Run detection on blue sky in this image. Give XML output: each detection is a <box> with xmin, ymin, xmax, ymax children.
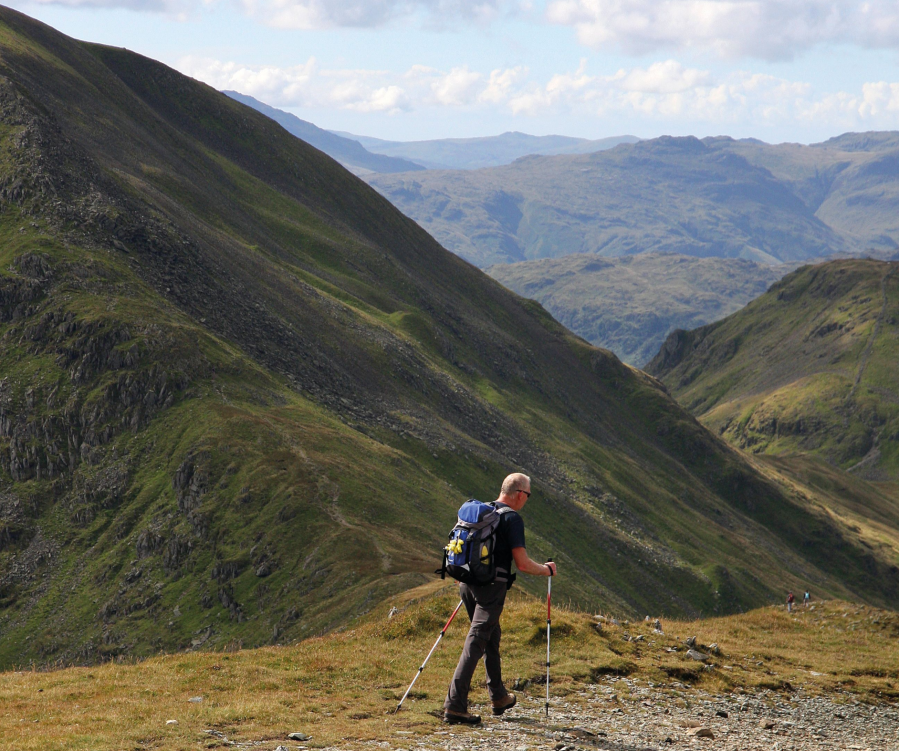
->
<box><xmin>9</xmin><ymin>0</ymin><xmax>899</xmax><ymax>143</ymax></box>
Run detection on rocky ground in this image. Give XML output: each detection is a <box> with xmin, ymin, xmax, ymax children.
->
<box><xmin>363</xmin><ymin>677</ymin><xmax>897</xmax><ymax>751</ymax></box>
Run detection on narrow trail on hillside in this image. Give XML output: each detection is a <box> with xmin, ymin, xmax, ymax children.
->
<box><xmin>323</xmin><ymin>484</ymin><xmax>393</xmax><ymax>574</ymax></box>
<box><xmin>258</xmin><ymin>414</ymin><xmax>394</xmax><ymax>573</ymax></box>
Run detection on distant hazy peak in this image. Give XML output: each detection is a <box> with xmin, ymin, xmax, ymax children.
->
<box><xmin>813</xmin><ymin>131</ymin><xmax>899</xmax><ymax>152</ymax></box>
<box><xmin>331</xmin><ymin>130</ymin><xmax>639</xmax><ymax>170</ymax></box>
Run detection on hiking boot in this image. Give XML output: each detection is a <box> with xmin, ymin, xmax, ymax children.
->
<box><xmin>492</xmin><ymin>693</ymin><xmax>517</xmax><ymax>715</ymax></box>
<box><xmin>443</xmin><ymin>709</ymin><xmax>481</xmax><ymax>725</ymax></box>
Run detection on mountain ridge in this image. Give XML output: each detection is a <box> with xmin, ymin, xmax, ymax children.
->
<box><xmin>366</xmin><ymin>133</ymin><xmax>899</xmax><ymax>268</ymax></box>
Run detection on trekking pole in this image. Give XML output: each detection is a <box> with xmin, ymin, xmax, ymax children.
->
<box><xmin>546</xmin><ymin>558</ymin><xmax>553</xmax><ymax>718</ymax></box>
<box><xmin>394</xmin><ymin>599</ymin><xmax>464</xmax><ymax>714</ymax></box>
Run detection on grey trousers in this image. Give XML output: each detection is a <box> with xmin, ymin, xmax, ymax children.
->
<box><xmin>444</xmin><ymin>581</ymin><xmax>509</xmax><ymax>712</ymax></box>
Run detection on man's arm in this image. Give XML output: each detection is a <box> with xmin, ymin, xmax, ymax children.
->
<box><xmin>512</xmin><ymin>547</ymin><xmax>556</xmax><ymax>576</ymax></box>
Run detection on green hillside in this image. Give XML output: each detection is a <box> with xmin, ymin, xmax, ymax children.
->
<box><xmin>487</xmin><ymin>252</ymin><xmax>788</xmax><ymax>365</ymax></box>
<box><xmin>647</xmin><ymin>259</ymin><xmax>899</xmax><ymax>480</ymax></box>
<box><xmin>0</xmin><ymin>8</ymin><xmax>898</xmax><ymax>669</ymax></box>
<box><xmin>366</xmin><ymin>134</ymin><xmax>899</xmax><ymax>268</ymax></box>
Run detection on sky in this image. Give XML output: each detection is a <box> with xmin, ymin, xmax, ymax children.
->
<box><xmin>8</xmin><ymin>0</ymin><xmax>899</xmax><ymax>144</ymax></box>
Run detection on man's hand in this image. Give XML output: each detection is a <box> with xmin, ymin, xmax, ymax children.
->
<box><xmin>512</xmin><ymin>547</ymin><xmax>558</xmax><ymax>577</ymax></box>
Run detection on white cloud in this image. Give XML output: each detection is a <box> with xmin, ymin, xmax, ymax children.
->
<box><xmin>508</xmin><ymin>86</ymin><xmax>555</xmax><ymax>115</ymax></box>
<box><xmin>354</xmin><ymin>85</ymin><xmax>411</xmax><ymax>112</ymax></box>
<box><xmin>21</xmin><ymin>0</ymin><xmax>521</xmax><ymax>26</ymax></box>
<box><xmin>430</xmin><ymin>66</ymin><xmax>482</xmax><ymax>105</ymax></box>
<box><xmin>546</xmin><ymin>0</ymin><xmax>899</xmax><ymax>60</ymax></box>
<box><xmin>178</xmin><ymin>53</ymin><xmax>899</xmax><ymax>135</ymax></box>
<box><xmin>614</xmin><ymin>60</ymin><xmax>711</xmax><ymax>93</ymax></box>
<box><xmin>23</xmin><ymin>0</ymin><xmax>174</xmax><ymax>9</ymax></box>
<box><xmin>547</xmin><ymin>59</ymin><xmax>593</xmax><ymax>94</ymax></box>
<box><xmin>239</xmin><ymin>0</ymin><xmax>517</xmax><ymax>29</ymax></box>
<box><xmin>479</xmin><ymin>66</ymin><xmax>528</xmax><ymax>103</ymax></box>
<box><xmin>179</xmin><ymin>55</ymin><xmax>319</xmax><ymax>105</ymax></box>
<box><xmin>859</xmin><ymin>81</ymin><xmax>899</xmax><ymax>116</ymax></box>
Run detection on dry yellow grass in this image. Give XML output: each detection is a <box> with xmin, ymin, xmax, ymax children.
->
<box><xmin>2</xmin><ymin>584</ymin><xmax>897</xmax><ymax>750</ymax></box>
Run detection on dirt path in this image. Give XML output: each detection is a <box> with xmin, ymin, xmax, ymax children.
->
<box><xmin>358</xmin><ymin>679</ymin><xmax>897</xmax><ymax>751</ymax></box>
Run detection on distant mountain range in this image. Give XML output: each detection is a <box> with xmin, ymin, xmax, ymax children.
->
<box><xmin>330</xmin><ymin>130</ymin><xmax>639</xmax><ymax>170</ymax></box>
<box><xmin>225</xmin><ymin>92</ymin><xmax>637</xmax><ymax>174</ymax></box>
<box><xmin>223</xmin><ymin>91</ymin><xmax>426</xmax><ymax>174</ymax></box>
<box><xmin>647</xmin><ymin>259</ymin><xmax>899</xmax><ymax>480</ymax></box>
<box><xmin>4</xmin><ymin>7</ymin><xmax>899</xmax><ymax>667</ymax></box>
<box><xmin>488</xmin><ymin>253</ymin><xmax>790</xmax><ymax>365</ymax></box>
<box><xmin>367</xmin><ymin>134</ymin><xmax>899</xmax><ymax>268</ymax></box>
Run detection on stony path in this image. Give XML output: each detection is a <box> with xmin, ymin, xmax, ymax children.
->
<box><xmin>355</xmin><ymin>676</ymin><xmax>899</xmax><ymax>751</ymax></box>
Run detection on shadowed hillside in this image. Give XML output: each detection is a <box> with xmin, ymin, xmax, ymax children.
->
<box><xmin>647</xmin><ymin>259</ymin><xmax>899</xmax><ymax>480</ymax></box>
<box><xmin>0</xmin><ymin>8</ymin><xmax>897</xmax><ymax>669</ymax></box>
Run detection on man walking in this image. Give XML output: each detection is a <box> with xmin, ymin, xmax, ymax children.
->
<box><xmin>443</xmin><ymin>472</ymin><xmax>557</xmax><ymax>725</ymax></box>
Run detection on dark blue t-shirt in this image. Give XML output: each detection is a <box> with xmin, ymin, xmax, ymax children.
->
<box><xmin>493</xmin><ymin>502</ymin><xmax>526</xmax><ymax>575</ymax></box>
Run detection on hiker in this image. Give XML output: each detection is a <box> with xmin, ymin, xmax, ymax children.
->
<box><xmin>787</xmin><ymin>591</ymin><xmax>794</xmax><ymax>612</ymax></box>
<box><xmin>443</xmin><ymin>472</ymin><xmax>557</xmax><ymax>725</ymax></box>
<box><xmin>804</xmin><ymin>589</ymin><xmax>810</xmax><ymax>607</ymax></box>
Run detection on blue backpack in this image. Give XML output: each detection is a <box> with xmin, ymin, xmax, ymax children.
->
<box><xmin>438</xmin><ymin>500</ymin><xmax>514</xmax><ymax>586</ymax></box>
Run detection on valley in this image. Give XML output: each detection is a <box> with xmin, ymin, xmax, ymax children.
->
<box><xmin>488</xmin><ymin>252</ymin><xmax>789</xmax><ymax>365</ymax></box>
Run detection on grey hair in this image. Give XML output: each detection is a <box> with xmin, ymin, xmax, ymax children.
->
<box><xmin>501</xmin><ymin>472</ymin><xmax>531</xmax><ymax>495</ymax></box>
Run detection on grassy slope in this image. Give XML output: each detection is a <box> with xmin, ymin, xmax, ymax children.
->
<box><xmin>647</xmin><ymin>259</ymin><xmax>899</xmax><ymax>480</ymax></box>
<box><xmin>0</xmin><ymin>7</ymin><xmax>897</xmax><ymax>670</ymax></box>
<box><xmin>366</xmin><ymin>136</ymin><xmax>865</xmax><ymax>268</ymax></box>
<box><xmin>487</xmin><ymin>252</ymin><xmax>788</xmax><ymax>366</ymax></box>
<box><xmin>1</xmin><ymin>587</ymin><xmax>898</xmax><ymax>751</ymax></box>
